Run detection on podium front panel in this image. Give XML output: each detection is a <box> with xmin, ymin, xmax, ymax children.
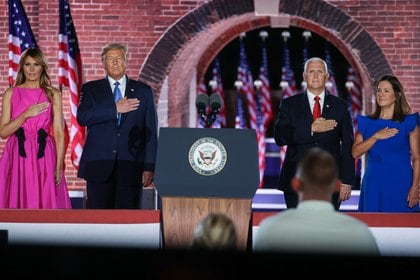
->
<box><xmin>155</xmin><ymin>128</ymin><xmax>259</xmax><ymax>199</ymax></box>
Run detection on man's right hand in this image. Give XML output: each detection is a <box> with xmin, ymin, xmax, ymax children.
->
<box><xmin>312</xmin><ymin>118</ymin><xmax>337</xmax><ymax>133</ymax></box>
<box><xmin>116</xmin><ymin>97</ymin><xmax>140</xmax><ymax>113</ymax></box>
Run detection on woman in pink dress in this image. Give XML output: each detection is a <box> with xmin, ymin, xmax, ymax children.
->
<box><xmin>0</xmin><ymin>48</ymin><xmax>71</xmax><ymax>209</ymax></box>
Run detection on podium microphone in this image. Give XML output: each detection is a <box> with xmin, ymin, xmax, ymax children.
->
<box><xmin>209</xmin><ymin>93</ymin><xmax>222</xmax><ymax>115</ymax></box>
<box><xmin>207</xmin><ymin>93</ymin><xmax>222</xmax><ymax>127</ymax></box>
<box><xmin>195</xmin><ymin>93</ymin><xmax>209</xmax><ymax>116</ymax></box>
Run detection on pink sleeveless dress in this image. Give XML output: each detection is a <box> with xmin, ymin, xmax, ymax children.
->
<box><xmin>0</xmin><ymin>87</ymin><xmax>72</xmax><ymax>209</ymax></box>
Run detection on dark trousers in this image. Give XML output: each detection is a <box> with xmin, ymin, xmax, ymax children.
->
<box><xmin>86</xmin><ymin>161</ymin><xmax>142</xmax><ymax>209</ymax></box>
<box><xmin>284</xmin><ymin>191</ymin><xmax>341</xmax><ymax>211</ymax></box>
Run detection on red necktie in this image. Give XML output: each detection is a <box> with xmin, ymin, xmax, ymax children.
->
<box><xmin>313</xmin><ymin>96</ymin><xmax>321</xmax><ymax>120</ymax></box>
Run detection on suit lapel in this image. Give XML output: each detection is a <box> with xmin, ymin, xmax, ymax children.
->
<box><xmin>323</xmin><ymin>93</ymin><xmax>333</xmax><ymax>118</ymax></box>
<box><xmin>119</xmin><ymin>77</ymin><xmax>135</xmax><ymax>127</ymax></box>
<box><xmin>102</xmin><ymin>78</ymin><xmax>114</xmax><ymax>100</ymax></box>
<box><xmin>125</xmin><ymin>77</ymin><xmax>136</xmax><ymax>98</ymax></box>
<box><xmin>302</xmin><ymin>92</ymin><xmax>313</xmax><ymax>121</ymax></box>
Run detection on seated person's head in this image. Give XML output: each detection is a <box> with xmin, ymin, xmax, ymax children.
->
<box><xmin>191</xmin><ymin>212</ymin><xmax>237</xmax><ymax>250</ymax></box>
<box><xmin>292</xmin><ymin>147</ymin><xmax>341</xmax><ymax>201</ymax></box>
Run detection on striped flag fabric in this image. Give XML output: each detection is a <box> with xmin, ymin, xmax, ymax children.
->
<box><xmin>211</xmin><ymin>56</ymin><xmax>226</xmax><ymax>128</ymax></box>
<box><xmin>234</xmin><ymin>81</ymin><xmax>247</xmax><ymax>129</ymax></box>
<box><xmin>346</xmin><ymin>67</ymin><xmax>363</xmax><ymax>187</ymax></box>
<box><xmin>256</xmin><ymin>130</ymin><xmax>266</xmax><ymax>188</ymax></box>
<box><xmin>237</xmin><ymin>33</ymin><xmax>265</xmax><ymax>188</ymax></box>
<box><xmin>208</xmin><ymin>82</ymin><xmax>221</xmax><ymax>128</ymax></box>
<box><xmin>301</xmin><ymin>30</ymin><xmax>311</xmax><ymax>90</ymax></box>
<box><xmin>254</xmin><ymin>82</ymin><xmax>267</xmax><ymax>188</ymax></box>
<box><xmin>196</xmin><ymin>77</ymin><xmax>208</xmax><ymax>128</ymax></box>
<box><xmin>302</xmin><ymin>30</ymin><xmax>311</xmax><ymax>64</ymax></box>
<box><xmin>237</xmin><ymin>34</ymin><xmax>257</xmax><ymax>130</ymax></box>
<box><xmin>325</xmin><ymin>43</ymin><xmax>339</xmax><ymax>96</ymax></box>
<box><xmin>279</xmin><ymin>32</ymin><xmax>297</xmax><ymax>170</ymax></box>
<box><xmin>280</xmin><ymin>33</ymin><xmax>297</xmax><ymax>99</ymax></box>
<box><xmin>58</xmin><ymin>0</ymin><xmax>85</xmax><ymax>169</ymax></box>
<box><xmin>8</xmin><ymin>0</ymin><xmax>37</xmax><ymax>86</ymax></box>
<box><xmin>258</xmin><ymin>32</ymin><xmax>273</xmax><ymax>128</ymax></box>
<box><xmin>346</xmin><ymin>67</ymin><xmax>362</xmax><ymax>133</ymax></box>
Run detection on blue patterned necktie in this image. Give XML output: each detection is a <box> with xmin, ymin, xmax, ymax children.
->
<box><xmin>114</xmin><ymin>81</ymin><xmax>122</xmax><ymax>125</ymax></box>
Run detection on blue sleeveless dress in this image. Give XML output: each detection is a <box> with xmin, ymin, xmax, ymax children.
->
<box><xmin>357</xmin><ymin>113</ymin><xmax>419</xmax><ymax>212</ymax></box>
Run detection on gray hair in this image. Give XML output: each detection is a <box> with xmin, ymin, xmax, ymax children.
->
<box><xmin>303</xmin><ymin>57</ymin><xmax>328</xmax><ymax>74</ymax></box>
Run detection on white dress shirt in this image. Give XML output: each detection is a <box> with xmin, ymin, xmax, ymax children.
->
<box><xmin>307</xmin><ymin>90</ymin><xmax>325</xmax><ymax>115</ymax></box>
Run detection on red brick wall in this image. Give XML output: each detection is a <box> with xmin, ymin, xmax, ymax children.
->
<box><xmin>0</xmin><ymin>0</ymin><xmax>419</xmax><ymax>190</ymax></box>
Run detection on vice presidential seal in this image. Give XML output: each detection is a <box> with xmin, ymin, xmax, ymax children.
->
<box><xmin>188</xmin><ymin>137</ymin><xmax>227</xmax><ymax>176</ymax></box>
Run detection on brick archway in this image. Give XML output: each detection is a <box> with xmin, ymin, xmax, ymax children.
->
<box><xmin>139</xmin><ymin>0</ymin><xmax>391</xmax><ymax>126</ymax></box>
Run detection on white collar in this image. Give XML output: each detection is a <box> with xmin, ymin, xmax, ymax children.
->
<box><xmin>108</xmin><ymin>75</ymin><xmax>127</xmax><ymax>86</ymax></box>
<box><xmin>307</xmin><ymin>90</ymin><xmax>325</xmax><ymax>101</ymax></box>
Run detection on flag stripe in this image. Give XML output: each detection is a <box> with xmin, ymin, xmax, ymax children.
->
<box><xmin>58</xmin><ymin>0</ymin><xmax>85</xmax><ymax>169</ymax></box>
<box><xmin>325</xmin><ymin>44</ymin><xmax>339</xmax><ymax>97</ymax></box>
<box><xmin>279</xmin><ymin>37</ymin><xmax>297</xmax><ymax>172</ymax></box>
<box><xmin>238</xmin><ymin>37</ymin><xmax>257</xmax><ymax>129</ymax></box>
<box><xmin>237</xmin><ymin>34</ymin><xmax>267</xmax><ymax>188</ymax></box>
<box><xmin>347</xmin><ymin>67</ymin><xmax>362</xmax><ymax>132</ymax></box>
<box><xmin>196</xmin><ymin>77</ymin><xmax>207</xmax><ymax>128</ymax></box>
<box><xmin>8</xmin><ymin>0</ymin><xmax>37</xmax><ymax>86</ymax></box>
<box><xmin>259</xmin><ymin>38</ymin><xmax>273</xmax><ymax>128</ymax></box>
<box><xmin>211</xmin><ymin>56</ymin><xmax>226</xmax><ymax>128</ymax></box>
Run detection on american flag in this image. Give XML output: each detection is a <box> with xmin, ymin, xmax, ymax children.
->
<box><xmin>301</xmin><ymin>30</ymin><xmax>311</xmax><ymax>90</ymax></box>
<box><xmin>196</xmin><ymin>77</ymin><xmax>207</xmax><ymax>128</ymax></box>
<box><xmin>58</xmin><ymin>0</ymin><xmax>85</xmax><ymax>169</ymax></box>
<box><xmin>237</xmin><ymin>34</ymin><xmax>257</xmax><ymax>130</ymax></box>
<box><xmin>279</xmin><ymin>33</ymin><xmax>297</xmax><ymax>169</ymax></box>
<box><xmin>280</xmin><ymin>33</ymin><xmax>297</xmax><ymax>99</ymax></box>
<box><xmin>302</xmin><ymin>31</ymin><xmax>311</xmax><ymax>64</ymax></box>
<box><xmin>256</xmin><ymin>130</ymin><xmax>266</xmax><ymax>188</ymax></box>
<box><xmin>237</xmin><ymin>33</ymin><xmax>266</xmax><ymax>188</ymax></box>
<box><xmin>254</xmin><ymin>82</ymin><xmax>267</xmax><ymax>188</ymax></box>
<box><xmin>234</xmin><ymin>81</ymin><xmax>247</xmax><ymax>129</ymax></box>
<box><xmin>258</xmin><ymin>32</ymin><xmax>273</xmax><ymax>128</ymax></box>
<box><xmin>346</xmin><ymin>66</ymin><xmax>362</xmax><ymax>187</ymax></box>
<box><xmin>211</xmin><ymin>56</ymin><xmax>226</xmax><ymax>128</ymax></box>
<box><xmin>325</xmin><ymin>43</ymin><xmax>339</xmax><ymax>96</ymax></box>
<box><xmin>346</xmin><ymin>67</ymin><xmax>362</xmax><ymax>134</ymax></box>
<box><xmin>8</xmin><ymin>0</ymin><xmax>37</xmax><ymax>86</ymax></box>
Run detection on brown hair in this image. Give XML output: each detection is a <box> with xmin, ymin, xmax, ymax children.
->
<box><xmin>295</xmin><ymin>147</ymin><xmax>338</xmax><ymax>194</ymax></box>
<box><xmin>370</xmin><ymin>75</ymin><xmax>412</xmax><ymax>122</ymax></box>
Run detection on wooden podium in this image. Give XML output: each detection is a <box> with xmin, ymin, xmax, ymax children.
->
<box><xmin>161</xmin><ymin>197</ymin><xmax>252</xmax><ymax>249</ymax></box>
<box><xmin>154</xmin><ymin>128</ymin><xmax>259</xmax><ymax>250</ymax></box>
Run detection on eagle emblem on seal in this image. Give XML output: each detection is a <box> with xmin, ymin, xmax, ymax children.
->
<box><xmin>199</xmin><ymin>150</ymin><xmax>217</xmax><ymax>165</ymax></box>
<box><xmin>188</xmin><ymin>137</ymin><xmax>227</xmax><ymax>176</ymax></box>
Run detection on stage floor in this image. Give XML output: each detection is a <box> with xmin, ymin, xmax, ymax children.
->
<box><xmin>69</xmin><ymin>188</ymin><xmax>360</xmax><ymax>211</ymax></box>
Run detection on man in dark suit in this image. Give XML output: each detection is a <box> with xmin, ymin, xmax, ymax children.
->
<box><xmin>274</xmin><ymin>57</ymin><xmax>355</xmax><ymax>210</ymax></box>
<box><xmin>77</xmin><ymin>43</ymin><xmax>158</xmax><ymax>209</ymax></box>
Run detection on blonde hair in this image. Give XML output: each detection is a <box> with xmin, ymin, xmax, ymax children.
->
<box><xmin>15</xmin><ymin>48</ymin><xmax>54</xmax><ymax>101</ymax></box>
<box><xmin>101</xmin><ymin>43</ymin><xmax>128</xmax><ymax>63</ymax></box>
<box><xmin>191</xmin><ymin>212</ymin><xmax>237</xmax><ymax>250</ymax></box>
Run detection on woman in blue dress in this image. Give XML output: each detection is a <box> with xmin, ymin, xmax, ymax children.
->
<box><xmin>352</xmin><ymin>75</ymin><xmax>419</xmax><ymax>212</ymax></box>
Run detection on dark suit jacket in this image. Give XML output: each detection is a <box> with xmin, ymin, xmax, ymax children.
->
<box><xmin>77</xmin><ymin>77</ymin><xmax>158</xmax><ymax>184</ymax></box>
<box><xmin>274</xmin><ymin>91</ymin><xmax>355</xmax><ymax>193</ymax></box>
